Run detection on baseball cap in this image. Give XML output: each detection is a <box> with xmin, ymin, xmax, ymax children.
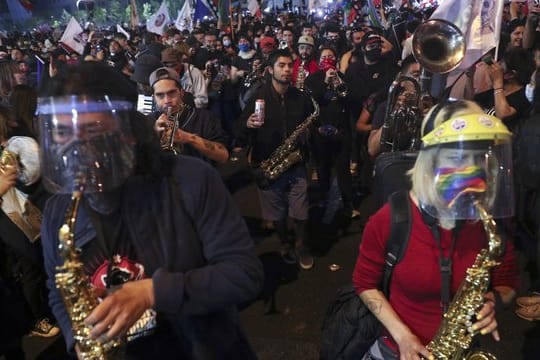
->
<box><xmin>149</xmin><ymin>67</ymin><xmax>181</xmax><ymax>87</ymax></box>
<box><xmin>297</xmin><ymin>35</ymin><xmax>314</xmax><ymax>47</ymax></box>
<box><xmin>161</xmin><ymin>47</ymin><xmax>181</xmax><ymax>64</ymax></box>
<box><xmin>361</xmin><ymin>32</ymin><xmax>382</xmax><ymax>48</ymax></box>
<box><xmin>260</xmin><ymin>36</ymin><xmax>276</xmax><ymax>49</ymax></box>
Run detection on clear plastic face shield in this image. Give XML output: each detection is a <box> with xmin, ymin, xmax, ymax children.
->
<box><xmin>419</xmin><ymin>114</ymin><xmax>514</xmax><ymax>220</ymax></box>
<box><xmin>37</xmin><ymin>96</ymin><xmax>135</xmax><ymax>194</ymax></box>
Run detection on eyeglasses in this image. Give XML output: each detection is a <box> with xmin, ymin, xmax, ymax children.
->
<box><xmin>154</xmin><ymin>88</ymin><xmax>179</xmax><ymax>100</ymax></box>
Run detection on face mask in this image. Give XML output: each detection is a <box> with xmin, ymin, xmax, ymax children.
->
<box><xmin>526</xmin><ymin>83</ymin><xmax>535</xmax><ymax>102</ymax></box>
<box><xmin>435</xmin><ymin>165</ymin><xmax>487</xmax><ymax>208</ymax></box>
<box><xmin>319</xmin><ymin>58</ymin><xmax>336</xmax><ymax>71</ymax></box>
<box><xmin>365</xmin><ymin>48</ymin><xmax>382</xmax><ymax>62</ymax></box>
<box><xmin>223</xmin><ymin>39</ymin><xmax>231</xmax><ymax>47</ymax></box>
<box><xmin>47</xmin><ymin>133</ymin><xmax>134</xmax><ymax>195</ymax></box>
<box><xmin>238</xmin><ymin>43</ymin><xmax>250</xmax><ymax>52</ymax></box>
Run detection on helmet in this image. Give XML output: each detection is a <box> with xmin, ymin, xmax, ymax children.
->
<box><xmin>417</xmin><ymin>113</ymin><xmax>514</xmax><ymax>220</ymax></box>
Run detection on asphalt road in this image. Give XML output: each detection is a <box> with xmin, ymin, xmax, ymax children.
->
<box><xmin>17</xmin><ymin>154</ymin><xmax>540</xmax><ymax>360</ymax></box>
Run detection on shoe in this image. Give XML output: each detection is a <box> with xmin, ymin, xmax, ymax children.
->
<box><xmin>516</xmin><ymin>293</ymin><xmax>540</xmax><ymax>307</ymax></box>
<box><xmin>516</xmin><ymin>304</ymin><xmax>540</xmax><ymax>321</ymax></box>
<box><xmin>297</xmin><ymin>247</ymin><xmax>314</xmax><ymax>270</ymax></box>
<box><xmin>31</xmin><ymin>318</ymin><xmax>60</xmax><ymax>338</ymax></box>
<box><xmin>280</xmin><ymin>243</ymin><xmax>297</xmax><ymax>264</ymax></box>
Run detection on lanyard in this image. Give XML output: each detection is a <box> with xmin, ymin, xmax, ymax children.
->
<box><xmin>421</xmin><ymin>209</ymin><xmax>461</xmax><ymax>313</ymax></box>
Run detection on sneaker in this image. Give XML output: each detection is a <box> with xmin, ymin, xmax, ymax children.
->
<box><xmin>280</xmin><ymin>243</ymin><xmax>298</xmax><ymax>264</ymax></box>
<box><xmin>297</xmin><ymin>247</ymin><xmax>314</xmax><ymax>270</ymax></box>
<box><xmin>31</xmin><ymin>318</ymin><xmax>60</xmax><ymax>338</ymax></box>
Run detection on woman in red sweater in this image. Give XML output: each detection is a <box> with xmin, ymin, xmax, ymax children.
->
<box><xmin>353</xmin><ymin>100</ymin><xmax>520</xmax><ymax>360</ymax></box>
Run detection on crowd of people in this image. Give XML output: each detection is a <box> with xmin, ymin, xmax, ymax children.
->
<box><xmin>1</xmin><ymin>0</ymin><xmax>540</xmax><ymax>358</ymax></box>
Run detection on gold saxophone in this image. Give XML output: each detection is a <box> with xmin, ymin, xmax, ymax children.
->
<box><xmin>55</xmin><ymin>185</ymin><xmax>122</xmax><ymax>359</ymax></box>
<box><xmin>259</xmin><ymin>96</ymin><xmax>319</xmax><ymax>180</ymax></box>
<box><xmin>0</xmin><ymin>148</ymin><xmax>18</xmax><ymax>173</ymax></box>
<box><xmin>426</xmin><ymin>201</ymin><xmax>501</xmax><ymax>360</ymax></box>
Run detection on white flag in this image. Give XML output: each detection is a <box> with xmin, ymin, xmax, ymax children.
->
<box><xmin>116</xmin><ymin>24</ymin><xmax>130</xmax><ymax>40</ymax></box>
<box><xmin>60</xmin><ymin>17</ymin><xmax>85</xmax><ymax>55</ymax></box>
<box><xmin>175</xmin><ymin>0</ymin><xmax>193</xmax><ymax>32</ymax></box>
<box><xmin>430</xmin><ymin>0</ymin><xmax>503</xmax><ymax>70</ymax></box>
<box><xmin>146</xmin><ymin>1</ymin><xmax>170</xmax><ymax>36</ymax></box>
<box><xmin>247</xmin><ymin>0</ymin><xmax>260</xmax><ymax>16</ymax></box>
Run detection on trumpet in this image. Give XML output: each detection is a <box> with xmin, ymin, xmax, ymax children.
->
<box><xmin>330</xmin><ymin>71</ymin><xmax>348</xmax><ymax>98</ymax></box>
<box><xmin>160</xmin><ymin>105</ymin><xmax>185</xmax><ymax>155</ymax></box>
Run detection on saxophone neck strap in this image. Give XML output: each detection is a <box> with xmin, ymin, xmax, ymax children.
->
<box><xmin>421</xmin><ymin>208</ymin><xmax>463</xmax><ymax>313</ymax></box>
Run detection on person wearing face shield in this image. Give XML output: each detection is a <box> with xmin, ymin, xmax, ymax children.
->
<box><xmin>353</xmin><ymin>100</ymin><xmax>519</xmax><ymax>360</ymax></box>
<box><xmin>38</xmin><ymin>62</ymin><xmax>263</xmax><ymax>359</ymax></box>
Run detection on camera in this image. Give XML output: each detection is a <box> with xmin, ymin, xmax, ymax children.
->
<box><xmin>279</xmin><ymin>40</ymin><xmax>288</xmax><ymax>49</ymax></box>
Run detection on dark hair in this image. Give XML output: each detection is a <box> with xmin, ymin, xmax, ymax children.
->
<box><xmin>39</xmin><ymin>62</ymin><xmax>162</xmax><ymax>178</ymax></box>
<box><xmin>508</xmin><ymin>18</ymin><xmax>526</xmax><ymax>35</ymax></box>
<box><xmin>268</xmin><ymin>49</ymin><xmax>292</xmax><ymax>67</ymax></box>
<box><xmin>318</xmin><ymin>46</ymin><xmax>337</xmax><ymax>59</ymax></box>
<box><xmin>401</xmin><ymin>55</ymin><xmax>418</xmax><ymax>71</ymax></box>
<box><xmin>406</xmin><ymin>20</ymin><xmax>420</xmax><ymax>34</ymax></box>
<box><xmin>504</xmin><ymin>47</ymin><xmax>535</xmax><ymax>85</ymax></box>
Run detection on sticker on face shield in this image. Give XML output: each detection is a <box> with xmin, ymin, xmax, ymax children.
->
<box><xmin>477</xmin><ymin>115</ymin><xmax>495</xmax><ymax>128</ymax></box>
<box><xmin>451</xmin><ymin>118</ymin><xmax>467</xmax><ymax>131</ymax></box>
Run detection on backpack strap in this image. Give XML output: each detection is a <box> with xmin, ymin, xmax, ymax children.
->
<box><xmin>381</xmin><ymin>190</ymin><xmax>412</xmax><ymax>297</ymax></box>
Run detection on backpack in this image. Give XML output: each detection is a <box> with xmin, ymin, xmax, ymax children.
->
<box><xmin>319</xmin><ymin>191</ymin><xmax>412</xmax><ymax>360</ymax></box>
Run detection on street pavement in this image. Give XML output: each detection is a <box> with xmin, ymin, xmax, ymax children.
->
<box><xmin>18</xmin><ymin>155</ymin><xmax>540</xmax><ymax>360</ymax></box>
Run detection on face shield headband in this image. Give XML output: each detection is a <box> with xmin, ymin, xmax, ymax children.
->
<box><xmin>37</xmin><ymin>96</ymin><xmax>135</xmax><ymax>195</ymax></box>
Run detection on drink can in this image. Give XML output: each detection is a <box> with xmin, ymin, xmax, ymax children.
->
<box><xmin>255</xmin><ymin>99</ymin><xmax>265</xmax><ymax>125</ymax></box>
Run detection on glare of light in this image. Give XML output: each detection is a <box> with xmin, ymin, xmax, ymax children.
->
<box><xmin>317</xmin><ymin>9</ymin><xmax>323</xmax><ymax>16</ymax></box>
<box><xmin>327</xmin><ymin>0</ymin><xmax>333</xmax><ymax>3</ymax></box>
<box><xmin>264</xmin><ymin>6</ymin><xmax>271</xmax><ymax>13</ymax></box>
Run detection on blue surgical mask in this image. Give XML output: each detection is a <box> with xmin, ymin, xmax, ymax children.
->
<box><xmin>526</xmin><ymin>83</ymin><xmax>535</xmax><ymax>103</ymax></box>
<box><xmin>238</xmin><ymin>43</ymin><xmax>250</xmax><ymax>52</ymax></box>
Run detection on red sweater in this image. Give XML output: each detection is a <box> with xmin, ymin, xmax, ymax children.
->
<box><xmin>292</xmin><ymin>58</ymin><xmax>319</xmax><ymax>86</ymax></box>
<box><xmin>352</xmin><ymin>197</ymin><xmax>520</xmax><ymax>351</ymax></box>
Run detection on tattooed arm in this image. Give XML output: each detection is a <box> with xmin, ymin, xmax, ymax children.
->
<box><xmin>175</xmin><ymin>129</ymin><xmax>230</xmax><ymax>163</ymax></box>
<box><xmin>359</xmin><ymin>289</ymin><xmax>432</xmax><ymax>359</ymax></box>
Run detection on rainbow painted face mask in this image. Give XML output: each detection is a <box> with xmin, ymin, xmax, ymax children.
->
<box><xmin>435</xmin><ymin>165</ymin><xmax>487</xmax><ymax>208</ymax></box>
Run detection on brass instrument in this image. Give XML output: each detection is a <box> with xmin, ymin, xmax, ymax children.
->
<box><xmin>259</xmin><ymin>96</ymin><xmax>319</xmax><ymax>180</ymax></box>
<box><xmin>330</xmin><ymin>71</ymin><xmax>348</xmax><ymax>98</ymax></box>
<box><xmin>55</xmin><ymin>182</ymin><xmax>122</xmax><ymax>359</ymax></box>
<box><xmin>243</xmin><ymin>61</ymin><xmax>263</xmax><ymax>89</ymax></box>
<box><xmin>426</xmin><ymin>201</ymin><xmax>500</xmax><ymax>360</ymax></box>
<box><xmin>0</xmin><ymin>148</ymin><xmax>18</xmax><ymax>174</ymax></box>
<box><xmin>296</xmin><ymin>60</ymin><xmax>307</xmax><ymax>91</ymax></box>
<box><xmin>380</xmin><ymin>74</ymin><xmax>422</xmax><ymax>152</ymax></box>
<box><xmin>412</xmin><ymin>19</ymin><xmax>466</xmax><ymax>97</ymax></box>
<box><xmin>160</xmin><ymin>105</ymin><xmax>186</xmax><ymax>155</ymax></box>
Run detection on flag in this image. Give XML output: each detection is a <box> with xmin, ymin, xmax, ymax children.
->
<box><xmin>308</xmin><ymin>0</ymin><xmax>323</xmax><ymax>12</ymax></box>
<box><xmin>193</xmin><ymin>0</ymin><xmax>213</xmax><ymax>23</ymax></box>
<box><xmin>116</xmin><ymin>24</ymin><xmax>130</xmax><ymax>40</ymax></box>
<box><xmin>60</xmin><ymin>17</ymin><xmax>85</xmax><ymax>55</ymax></box>
<box><xmin>366</xmin><ymin>0</ymin><xmax>383</xmax><ymax>29</ymax></box>
<box><xmin>19</xmin><ymin>0</ymin><xmax>33</xmax><ymax>11</ymax></box>
<box><xmin>175</xmin><ymin>0</ymin><xmax>193</xmax><ymax>31</ymax></box>
<box><xmin>146</xmin><ymin>1</ymin><xmax>170</xmax><ymax>36</ymax></box>
<box><xmin>130</xmin><ymin>0</ymin><xmax>140</xmax><ymax>28</ymax></box>
<box><xmin>218</xmin><ymin>0</ymin><xmax>230</xmax><ymax>25</ymax></box>
<box><xmin>429</xmin><ymin>0</ymin><xmax>504</xmax><ymax>70</ymax></box>
<box><xmin>6</xmin><ymin>0</ymin><xmax>32</xmax><ymax>23</ymax></box>
<box><xmin>247</xmin><ymin>0</ymin><xmax>261</xmax><ymax>18</ymax></box>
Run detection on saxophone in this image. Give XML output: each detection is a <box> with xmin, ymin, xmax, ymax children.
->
<box><xmin>296</xmin><ymin>60</ymin><xmax>307</xmax><ymax>91</ymax></box>
<box><xmin>55</xmin><ymin>184</ymin><xmax>122</xmax><ymax>359</ymax></box>
<box><xmin>426</xmin><ymin>201</ymin><xmax>501</xmax><ymax>360</ymax></box>
<box><xmin>161</xmin><ymin>104</ymin><xmax>190</xmax><ymax>155</ymax></box>
<box><xmin>259</xmin><ymin>96</ymin><xmax>319</xmax><ymax>180</ymax></box>
<box><xmin>0</xmin><ymin>148</ymin><xmax>18</xmax><ymax>173</ymax></box>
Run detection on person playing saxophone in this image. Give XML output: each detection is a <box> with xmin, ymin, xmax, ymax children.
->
<box><xmin>38</xmin><ymin>62</ymin><xmax>263</xmax><ymax>359</ymax></box>
<box><xmin>236</xmin><ymin>49</ymin><xmax>316</xmax><ymax>270</ymax></box>
<box><xmin>149</xmin><ymin>67</ymin><xmax>230</xmax><ymax>164</ymax></box>
<box><xmin>353</xmin><ymin>100</ymin><xmax>520</xmax><ymax>359</ymax></box>
<box><xmin>291</xmin><ymin>35</ymin><xmax>318</xmax><ymax>91</ymax></box>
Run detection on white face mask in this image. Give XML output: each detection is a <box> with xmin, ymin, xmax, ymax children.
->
<box><xmin>526</xmin><ymin>83</ymin><xmax>535</xmax><ymax>103</ymax></box>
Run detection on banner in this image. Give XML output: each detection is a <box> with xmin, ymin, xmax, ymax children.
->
<box><xmin>175</xmin><ymin>0</ymin><xmax>194</xmax><ymax>31</ymax></box>
<box><xmin>247</xmin><ymin>0</ymin><xmax>261</xmax><ymax>18</ymax></box>
<box><xmin>130</xmin><ymin>0</ymin><xmax>140</xmax><ymax>28</ymax></box>
<box><xmin>60</xmin><ymin>17</ymin><xmax>85</xmax><ymax>55</ymax></box>
<box><xmin>7</xmin><ymin>0</ymin><xmax>32</xmax><ymax>23</ymax></box>
<box><xmin>146</xmin><ymin>1</ymin><xmax>170</xmax><ymax>36</ymax></box>
<box><xmin>116</xmin><ymin>24</ymin><xmax>130</xmax><ymax>40</ymax></box>
<box><xmin>430</xmin><ymin>0</ymin><xmax>503</xmax><ymax>70</ymax></box>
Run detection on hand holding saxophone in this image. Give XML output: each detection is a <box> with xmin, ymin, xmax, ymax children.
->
<box><xmin>324</xmin><ymin>68</ymin><xmax>337</xmax><ymax>84</ymax></box>
<box><xmin>84</xmin><ymin>279</ymin><xmax>155</xmax><ymax>343</ymax></box>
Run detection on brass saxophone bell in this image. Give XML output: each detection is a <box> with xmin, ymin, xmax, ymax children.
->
<box><xmin>0</xmin><ymin>149</ymin><xmax>18</xmax><ymax>174</ymax></box>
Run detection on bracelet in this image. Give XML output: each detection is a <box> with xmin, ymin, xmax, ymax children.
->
<box><xmin>494</xmin><ymin>89</ymin><xmax>504</xmax><ymax>95</ymax></box>
<box><xmin>493</xmin><ymin>87</ymin><xmax>503</xmax><ymax>91</ymax></box>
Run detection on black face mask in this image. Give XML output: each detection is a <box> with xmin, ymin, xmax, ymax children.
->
<box><xmin>365</xmin><ymin>48</ymin><xmax>382</xmax><ymax>62</ymax></box>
